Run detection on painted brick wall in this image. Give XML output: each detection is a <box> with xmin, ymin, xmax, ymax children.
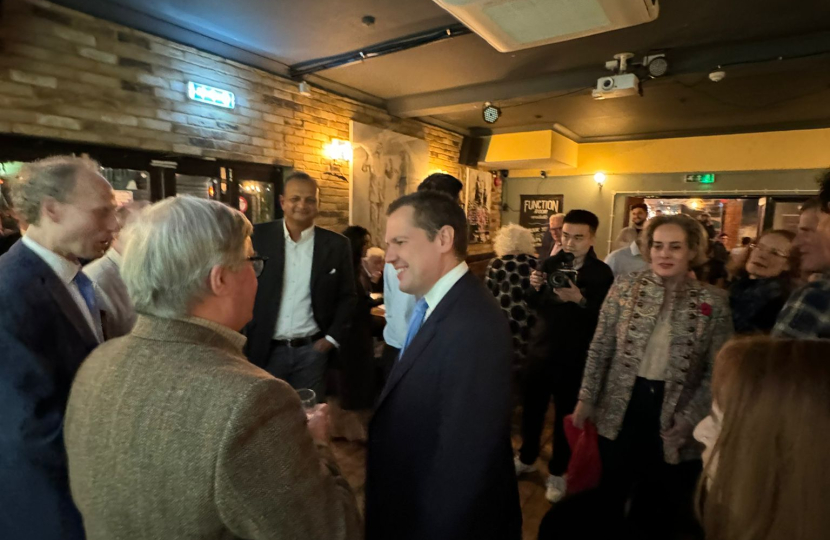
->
<box><xmin>0</xmin><ymin>0</ymin><xmax>500</xmax><ymax>253</ymax></box>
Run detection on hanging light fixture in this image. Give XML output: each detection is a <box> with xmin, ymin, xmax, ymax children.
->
<box><xmin>482</xmin><ymin>102</ymin><xmax>501</xmax><ymax>124</ymax></box>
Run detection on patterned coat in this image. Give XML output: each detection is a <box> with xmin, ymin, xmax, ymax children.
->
<box><xmin>579</xmin><ymin>270</ymin><xmax>733</xmax><ymax>463</ymax></box>
<box><xmin>485</xmin><ymin>254</ymin><xmax>539</xmax><ymax>365</ymax></box>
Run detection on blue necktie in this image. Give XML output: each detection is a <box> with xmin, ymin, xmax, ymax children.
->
<box><xmin>399</xmin><ymin>297</ymin><xmax>428</xmax><ymax>360</ymax></box>
<box><xmin>73</xmin><ymin>271</ymin><xmax>102</xmax><ymax>342</ymax></box>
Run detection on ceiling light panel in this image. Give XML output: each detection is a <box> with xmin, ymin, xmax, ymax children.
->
<box><xmin>433</xmin><ymin>0</ymin><xmax>659</xmax><ymax>52</ymax></box>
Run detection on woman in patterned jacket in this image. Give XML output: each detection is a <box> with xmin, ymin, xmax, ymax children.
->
<box><xmin>572</xmin><ymin>214</ymin><xmax>733</xmax><ymax>540</ymax></box>
<box><xmin>485</xmin><ymin>223</ymin><xmax>539</xmax><ymax>369</ymax></box>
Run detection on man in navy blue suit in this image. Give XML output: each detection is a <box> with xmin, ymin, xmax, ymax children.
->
<box><xmin>365</xmin><ymin>191</ymin><xmax>521</xmax><ymax>540</ymax></box>
<box><xmin>0</xmin><ymin>156</ymin><xmax>118</xmax><ymax>540</ymax></box>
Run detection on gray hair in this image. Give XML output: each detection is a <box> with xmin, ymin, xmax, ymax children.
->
<box><xmin>121</xmin><ymin>196</ymin><xmax>253</xmax><ymax>318</ymax></box>
<box><xmin>365</xmin><ymin>246</ymin><xmax>385</xmax><ymax>260</ymax></box>
<box><xmin>12</xmin><ymin>156</ymin><xmax>101</xmax><ymax>226</ymax></box>
<box><xmin>493</xmin><ymin>223</ymin><xmax>536</xmax><ymax>257</ymax></box>
<box><xmin>614</xmin><ymin>227</ymin><xmax>639</xmax><ymax>246</ymax></box>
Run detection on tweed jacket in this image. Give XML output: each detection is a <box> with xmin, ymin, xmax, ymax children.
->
<box><xmin>579</xmin><ymin>270</ymin><xmax>733</xmax><ymax>463</ymax></box>
<box><xmin>64</xmin><ymin>315</ymin><xmax>361</xmax><ymax>540</ymax></box>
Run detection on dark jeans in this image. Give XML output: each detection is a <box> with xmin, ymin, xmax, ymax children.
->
<box><xmin>264</xmin><ymin>342</ymin><xmax>329</xmax><ymax>399</ymax></box>
<box><xmin>597</xmin><ymin>377</ymin><xmax>703</xmax><ymax>540</ymax></box>
<box><xmin>518</xmin><ymin>356</ymin><xmax>582</xmax><ymax>476</ymax></box>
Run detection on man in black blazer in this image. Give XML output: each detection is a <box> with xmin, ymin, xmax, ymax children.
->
<box><xmin>538</xmin><ymin>212</ymin><xmax>564</xmax><ymax>260</ymax></box>
<box><xmin>366</xmin><ymin>191</ymin><xmax>521</xmax><ymax>540</ymax></box>
<box><xmin>516</xmin><ymin>210</ymin><xmax>615</xmax><ymax>503</ymax></box>
<box><xmin>246</xmin><ymin>172</ymin><xmax>356</xmax><ymax>398</ymax></box>
<box><xmin>0</xmin><ymin>156</ymin><xmax>118</xmax><ymax>540</ymax></box>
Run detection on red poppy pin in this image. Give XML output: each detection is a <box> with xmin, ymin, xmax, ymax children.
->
<box><xmin>700</xmin><ymin>302</ymin><xmax>712</xmax><ymax>317</ymax></box>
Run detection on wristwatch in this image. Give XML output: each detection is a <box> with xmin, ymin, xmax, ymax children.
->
<box><xmin>577</xmin><ymin>296</ymin><xmax>588</xmax><ymax>308</ymax></box>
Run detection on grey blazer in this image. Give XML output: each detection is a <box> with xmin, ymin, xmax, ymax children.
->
<box><xmin>64</xmin><ymin>315</ymin><xmax>362</xmax><ymax>540</ymax></box>
<box><xmin>83</xmin><ymin>249</ymin><xmax>135</xmax><ymax>340</ymax></box>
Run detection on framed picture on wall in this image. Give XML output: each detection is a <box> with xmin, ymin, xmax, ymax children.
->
<box><xmin>350</xmin><ymin>121</ymin><xmax>430</xmax><ymax>246</ymax></box>
<box><xmin>465</xmin><ymin>168</ymin><xmax>492</xmax><ymax>244</ymax></box>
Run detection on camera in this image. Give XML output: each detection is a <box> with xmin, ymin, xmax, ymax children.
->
<box><xmin>546</xmin><ymin>252</ymin><xmax>579</xmax><ymax>289</ymax></box>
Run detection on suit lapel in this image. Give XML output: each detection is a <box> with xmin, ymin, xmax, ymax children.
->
<box><xmin>15</xmin><ymin>243</ymin><xmax>98</xmax><ymax>347</ymax></box>
<box><xmin>375</xmin><ymin>273</ymin><xmax>472</xmax><ymax>409</ymax></box>
<box><xmin>45</xmin><ymin>277</ymin><xmax>99</xmax><ymax>346</ymax></box>
<box><xmin>311</xmin><ymin>226</ymin><xmax>327</xmax><ymax>289</ymax></box>
<box><xmin>376</xmin><ymin>321</ymin><xmax>438</xmax><ymax>407</ymax></box>
<box><xmin>260</xmin><ymin>220</ymin><xmax>285</xmax><ymax>305</ymax></box>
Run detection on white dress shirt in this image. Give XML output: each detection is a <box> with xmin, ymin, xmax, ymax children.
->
<box><xmin>423</xmin><ymin>261</ymin><xmax>469</xmax><ymax>321</ymax></box>
<box><xmin>272</xmin><ymin>222</ymin><xmax>338</xmax><ymax>347</ymax></box>
<box><xmin>84</xmin><ymin>248</ymin><xmax>136</xmax><ymax>339</ymax></box>
<box><xmin>382</xmin><ymin>262</ymin><xmax>416</xmax><ymax>349</ymax></box>
<box><xmin>22</xmin><ymin>235</ymin><xmax>101</xmax><ymax>342</ymax></box>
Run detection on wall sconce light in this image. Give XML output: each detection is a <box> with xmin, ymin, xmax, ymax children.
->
<box><xmin>323</xmin><ymin>139</ymin><xmax>353</xmax><ymax>182</ymax></box>
<box><xmin>594</xmin><ymin>172</ymin><xmax>606</xmax><ymax>188</ymax></box>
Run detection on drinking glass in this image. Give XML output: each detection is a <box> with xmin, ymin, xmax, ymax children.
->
<box><xmin>297</xmin><ymin>388</ymin><xmax>317</xmax><ymax>413</ymax></box>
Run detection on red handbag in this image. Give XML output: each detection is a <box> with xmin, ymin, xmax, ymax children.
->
<box><xmin>563</xmin><ymin>414</ymin><xmax>602</xmax><ymax>494</ymax></box>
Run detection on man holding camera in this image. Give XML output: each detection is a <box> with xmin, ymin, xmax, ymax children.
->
<box><xmin>514</xmin><ymin>210</ymin><xmax>615</xmax><ymax>503</ymax></box>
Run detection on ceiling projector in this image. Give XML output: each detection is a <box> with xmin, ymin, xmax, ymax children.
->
<box><xmin>592</xmin><ymin>73</ymin><xmax>641</xmax><ymax>100</ymax></box>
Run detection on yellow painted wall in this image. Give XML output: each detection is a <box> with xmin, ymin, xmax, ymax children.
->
<box><xmin>500</xmin><ymin>128</ymin><xmax>829</xmax><ymax>258</ymax></box>
<box><xmin>508</xmin><ymin>128</ymin><xmax>830</xmax><ymax>177</ymax></box>
<box><xmin>503</xmin><ymin>169</ymin><xmax>825</xmax><ymax>259</ymax></box>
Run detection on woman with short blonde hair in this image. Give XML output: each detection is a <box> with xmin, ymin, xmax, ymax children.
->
<box><xmin>694</xmin><ymin>336</ymin><xmax>830</xmax><ymax>540</ymax></box>
<box><xmin>485</xmin><ymin>224</ymin><xmax>539</xmax><ymax>366</ymax></box>
<box><xmin>493</xmin><ymin>223</ymin><xmax>536</xmax><ymax>258</ymax></box>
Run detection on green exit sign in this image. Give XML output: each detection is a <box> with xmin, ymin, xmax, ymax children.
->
<box><xmin>685</xmin><ymin>173</ymin><xmax>716</xmax><ymax>184</ymax></box>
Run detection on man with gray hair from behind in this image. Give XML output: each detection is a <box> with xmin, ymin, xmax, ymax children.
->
<box><xmin>64</xmin><ymin>196</ymin><xmax>362</xmax><ymax>540</ymax></box>
<box><xmin>0</xmin><ymin>155</ymin><xmax>117</xmax><ymax>540</ymax></box>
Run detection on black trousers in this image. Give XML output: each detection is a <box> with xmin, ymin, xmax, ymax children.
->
<box><xmin>518</xmin><ymin>355</ymin><xmax>583</xmax><ymax>476</ymax></box>
<box><xmin>597</xmin><ymin>377</ymin><xmax>703</xmax><ymax>540</ymax></box>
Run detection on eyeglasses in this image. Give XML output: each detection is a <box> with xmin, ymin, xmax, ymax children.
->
<box><xmin>750</xmin><ymin>243</ymin><xmax>789</xmax><ymax>258</ymax></box>
<box><xmin>248</xmin><ymin>255</ymin><xmax>268</xmax><ymax>277</ymax></box>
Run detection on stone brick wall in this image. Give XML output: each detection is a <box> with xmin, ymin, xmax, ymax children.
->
<box><xmin>0</xmin><ymin>0</ymin><xmax>500</xmax><ymax>254</ymax></box>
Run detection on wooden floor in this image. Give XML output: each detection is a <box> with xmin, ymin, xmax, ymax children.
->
<box><xmin>330</xmin><ymin>404</ymin><xmax>556</xmax><ymax>540</ymax></box>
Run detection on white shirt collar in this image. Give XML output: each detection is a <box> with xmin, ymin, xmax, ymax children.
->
<box><xmin>106</xmin><ymin>247</ymin><xmax>123</xmax><ymax>267</ymax></box>
<box><xmin>630</xmin><ymin>241</ymin><xmax>641</xmax><ymax>257</ymax></box>
<box><xmin>283</xmin><ymin>220</ymin><xmax>315</xmax><ymax>245</ymax></box>
<box><xmin>21</xmin><ymin>234</ymin><xmax>81</xmax><ymax>285</ymax></box>
<box><xmin>423</xmin><ymin>261</ymin><xmax>469</xmax><ymax>318</ymax></box>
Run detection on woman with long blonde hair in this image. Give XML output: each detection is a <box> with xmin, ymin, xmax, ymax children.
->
<box><xmin>694</xmin><ymin>337</ymin><xmax>830</xmax><ymax>540</ymax></box>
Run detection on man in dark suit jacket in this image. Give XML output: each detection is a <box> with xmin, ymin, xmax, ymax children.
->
<box><xmin>515</xmin><ymin>210</ymin><xmax>615</xmax><ymax>503</ymax></box>
<box><xmin>0</xmin><ymin>156</ymin><xmax>118</xmax><ymax>539</ymax></box>
<box><xmin>246</xmin><ymin>172</ymin><xmax>356</xmax><ymax>398</ymax></box>
<box><xmin>366</xmin><ymin>191</ymin><xmax>521</xmax><ymax>540</ymax></box>
<box><xmin>538</xmin><ymin>212</ymin><xmax>564</xmax><ymax>260</ymax></box>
